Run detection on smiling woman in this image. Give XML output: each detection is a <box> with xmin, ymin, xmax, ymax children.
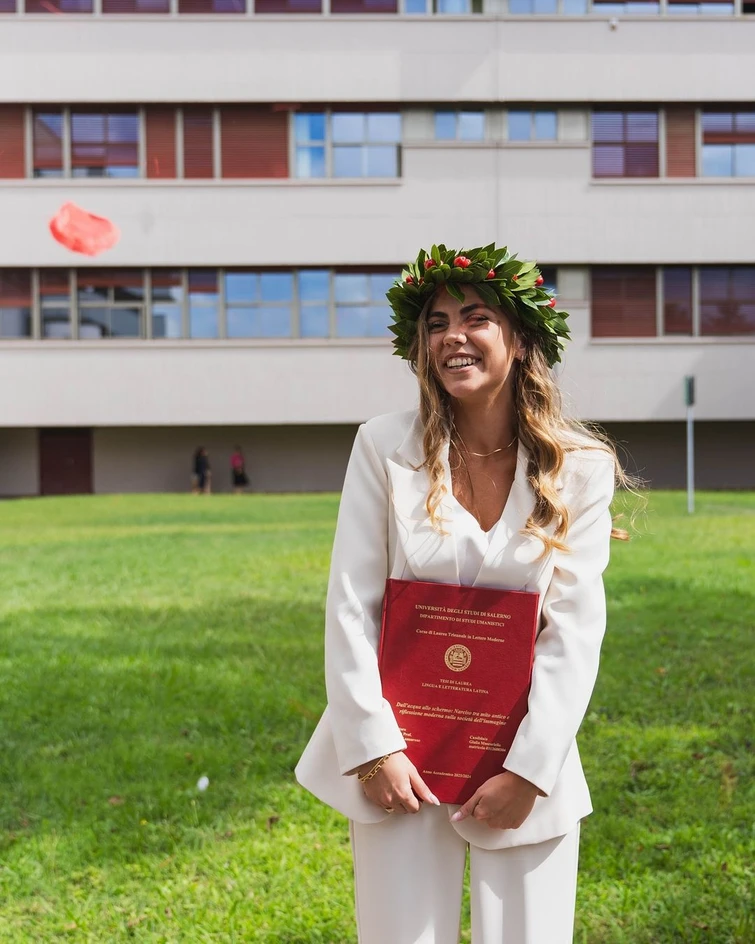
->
<box><xmin>296</xmin><ymin>243</ymin><xmax>638</xmax><ymax>944</ymax></box>
<box><xmin>423</xmin><ymin>288</ymin><xmax>526</xmax><ymax>532</ymax></box>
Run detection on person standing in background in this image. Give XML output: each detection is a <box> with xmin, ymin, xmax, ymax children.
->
<box><xmin>231</xmin><ymin>445</ymin><xmax>249</xmax><ymax>495</ymax></box>
<box><xmin>192</xmin><ymin>447</ymin><xmax>212</xmax><ymax>495</ymax></box>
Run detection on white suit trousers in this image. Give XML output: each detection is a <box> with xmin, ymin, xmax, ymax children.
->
<box><xmin>350</xmin><ymin>805</ymin><xmax>580</xmax><ymax>944</ymax></box>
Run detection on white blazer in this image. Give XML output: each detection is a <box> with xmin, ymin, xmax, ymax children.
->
<box><xmin>296</xmin><ymin>409</ymin><xmax>614</xmax><ymax>850</ymax></box>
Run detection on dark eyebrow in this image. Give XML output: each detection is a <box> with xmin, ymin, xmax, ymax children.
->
<box><xmin>428</xmin><ymin>303</ymin><xmax>488</xmax><ymax>317</ymax></box>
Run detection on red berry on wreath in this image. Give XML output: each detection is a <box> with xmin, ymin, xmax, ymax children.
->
<box><xmin>405</xmin><ymin>275</ymin><xmax>415</xmax><ymax>284</ymax></box>
<box><xmin>512</xmin><ymin>275</ymin><xmax>518</xmax><ymax>281</ymax></box>
<box><xmin>424</xmin><ymin>259</ymin><xmax>435</xmax><ymax>271</ymax></box>
<box><xmin>486</xmin><ymin>269</ymin><xmax>496</xmax><ymax>279</ymax></box>
<box><xmin>548</xmin><ymin>297</ymin><xmax>557</xmax><ymax>307</ymax></box>
<box><xmin>536</xmin><ymin>275</ymin><xmax>544</xmax><ymax>286</ymax></box>
<box><xmin>453</xmin><ymin>256</ymin><xmax>471</xmax><ymax>268</ymax></box>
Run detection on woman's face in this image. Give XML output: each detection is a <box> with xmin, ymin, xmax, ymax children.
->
<box><xmin>426</xmin><ymin>285</ymin><xmax>524</xmax><ymax>402</ymax></box>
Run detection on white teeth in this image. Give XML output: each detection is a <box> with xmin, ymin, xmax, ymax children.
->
<box><xmin>446</xmin><ymin>357</ymin><xmax>477</xmax><ymax>368</ymax></box>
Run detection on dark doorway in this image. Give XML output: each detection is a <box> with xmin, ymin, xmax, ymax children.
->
<box><xmin>39</xmin><ymin>428</ymin><xmax>93</xmax><ymax>496</ymax></box>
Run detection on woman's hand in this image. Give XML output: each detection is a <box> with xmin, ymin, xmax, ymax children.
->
<box><xmin>449</xmin><ymin>771</ymin><xmax>542</xmax><ymax>830</ymax></box>
<box><xmin>358</xmin><ymin>752</ymin><xmax>441</xmax><ymax>814</ymax></box>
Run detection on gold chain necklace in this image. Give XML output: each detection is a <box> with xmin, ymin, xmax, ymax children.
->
<box><xmin>453</xmin><ymin>433</ymin><xmax>518</xmax><ymax>459</ymax></box>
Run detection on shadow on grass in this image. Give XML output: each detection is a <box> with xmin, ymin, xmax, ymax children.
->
<box><xmin>0</xmin><ymin>596</ymin><xmax>328</xmax><ymax>866</ymax></box>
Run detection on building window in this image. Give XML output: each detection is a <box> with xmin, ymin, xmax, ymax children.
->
<box><xmin>71</xmin><ymin>111</ymin><xmax>139</xmax><ymax>178</ymax></box>
<box><xmin>32</xmin><ymin>109</ymin><xmax>140</xmax><ymax>178</ymax></box>
<box><xmin>508</xmin><ymin>110</ymin><xmax>558</xmax><ymax>142</ymax></box>
<box><xmin>294</xmin><ymin>113</ymin><xmax>326</xmax><ymax>178</ymax></box>
<box><xmin>592</xmin><ymin>266</ymin><xmax>755</xmax><ymax>339</ymax></box>
<box><xmin>77</xmin><ymin>270</ymin><xmax>145</xmax><ymax>338</ymax></box>
<box><xmin>32</xmin><ymin>112</ymin><xmax>64</xmax><ymax>178</ymax></box>
<box><xmin>433</xmin><ymin>0</ymin><xmax>482</xmax><ymax>11</ymax></box>
<box><xmin>178</xmin><ymin>0</ymin><xmax>246</xmax><ymax>11</ymax></box>
<box><xmin>592</xmin><ymin>111</ymin><xmax>659</xmax><ymax>178</ymax></box>
<box><xmin>219</xmin><ymin>106</ymin><xmax>288</xmax><ymax>178</ymax></box>
<box><xmin>102</xmin><ymin>0</ymin><xmax>170</xmax><ymax>11</ymax></box>
<box><xmin>334</xmin><ymin>273</ymin><xmax>394</xmax><ymax>337</ymax></box>
<box><xmin>434</xmin><ymin>111</ymin><xmax>485</xmax><ymax>141</ymax></box>
<box><xmin>668</xmin><ymin>0</ymin><xmax>733</xmax><ymax>13</ymax></box>
<box><xmin>299</xmin><ymin>270</ymin><xmax>330</xmax><ymax>338</ymax></box>
<box><xmin>0</xmin><ymin>267</ymin><xmax>401</xmax><ymax>341</ymax></box>
<box><xmin>332</xmin><ymin>113</ymin><xmax>401</xmax><ymax>178</ymax></box>
<box><xmin>295</xmin><ymin>111</ymin><xmax>402</xmax><ymax>179</ymax></box>
<box><xmin>591</xmin><ymin>267</ymin><xmax>657</xmax><ymax>338</ymax></box>
<box><xmin>590</xmin><ymin>0</ymin><xmax>659</xmax><ymax>12</ymax></box>
<box><xmin>701</xmin><ymin>111</ymin><xmax>755</xmax><ymax>178</ymax></box>
<box><xmin>665</xmin><ymin>106</ymin><xmax>696</xmax><ymax>178</ymax></box>
<box><xmin>24</xmin><ymin>0</ymin><xmax>92</xmax><ymax>11</ymax></box>
<box><xmin>507</xmin><ymin>0</ymin><xmax>558</xmax><ymax>13</ymax></box>
<box><xmin>225</xmin><ymin>271</ymin><xmax>294</xmax><ymax>338</ymax></box>
<box><xmin>663</xmin><ymin>267</ymin><xmax>693</xmax><ymax>336</ymax></box>
<box><xmin>41</xmin><ymin>270</ymin><xmax>72</xmax><ymax>339</ymax></box>
<box><xmin>538</xmin><ymin>267</ymin><xmax>558</xmax><ymax>296</ymax></box>
<box><xmin>151</xmin><ymin>270</ymin><xmax>184</xmax><ymax>339</ymax></box>
<box><xmin>29</xmin><ymin>105</ymin><xmax>292</xmax><ymax>180</ymax></box>
<box><xmin>188</xmin><ymin>271</ymin><xmax>219</xmax><ymax>339</ymax></box>
<box><xmin>331</xmin><ymin>0</ymin><xmax>397</xmax><ymax>11</ymax></box>
<box><xmin>255</xmin><ymin>0</ymin><xmax>321</xmax><ymax>10</ymax></box>
<box><xmin>700</xmin><ymin>267</ymin><xmax>755</xmax><ymax>336</ymax></box>
<box><xmin>404</xmin><ymin>0</ymin><xmax>483</xmax><ymax>10</ymax></box>
<box><xmin>0</xmin><ymin>270</ymin><xmax>32</xmax><ymax>339</ymax></box>
<box><xmin>145</xmin><ymin>107</ymin><xmax>177</xmax><ymax>179</ymax></box>
<box><xmin>0</xmin><ymin>106</ymin><xmax>25</xmax><ymax>179</ymax></box>
<box><xmin>182</xmin><ymin>108</ymin><xmax>215</xmax><ymax>179</ymax></box>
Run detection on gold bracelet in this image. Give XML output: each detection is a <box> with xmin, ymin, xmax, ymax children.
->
<box><xmin>357</xmin><ymin>754</ymin><xmax>392</xmax><ymax>783</ymax></box>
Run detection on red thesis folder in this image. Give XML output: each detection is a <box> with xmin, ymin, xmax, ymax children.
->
<box><xmin>378</xmin><ymin>578</ymin><xmax>539</xmax><ymax>805</ymax></box>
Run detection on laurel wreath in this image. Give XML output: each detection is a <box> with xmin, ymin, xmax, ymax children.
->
<box><xmin>386</xmin><ymin>243</ymin><xmax>570</xmax><ymax>368</ymax></box>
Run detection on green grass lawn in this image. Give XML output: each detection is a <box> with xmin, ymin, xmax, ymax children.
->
<box><xmin>0</xmin><ymin>491</ymin><xmax>752</xmax><ymax>943</ymax></box>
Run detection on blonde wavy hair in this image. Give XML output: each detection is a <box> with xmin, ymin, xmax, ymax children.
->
<box><xmin>407</xmin><ymin>291</ymin><xmax>639</xmax><ymax>555</ymax></box>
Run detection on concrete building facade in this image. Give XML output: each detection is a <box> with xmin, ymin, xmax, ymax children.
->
<box><xmin>1</xmin><ymin>9</ymin><xmax>753</xmax><ymax>494</ymax></box>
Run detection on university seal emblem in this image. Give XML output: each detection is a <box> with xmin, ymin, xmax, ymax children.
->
<box><xmin>444</xmin><ymin>644</ymin><xmax>472</xmax><ymax>673</ymax></box>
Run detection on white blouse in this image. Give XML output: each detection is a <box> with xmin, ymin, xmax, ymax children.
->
<box><xmin>450</xmin><ymin>494</ymin><xmax>501</xmax><ymax>587</ymax></box>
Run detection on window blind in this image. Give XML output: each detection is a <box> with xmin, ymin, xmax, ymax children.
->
<box><xmin>33</xmin><ymin>111</ymin><xmax>64</xmax><ymax>176</ymax></box>
<box><xmin>663</xmin><ymin>267</ymin><xmax>693</xmax><ymax>335</ymax></box>
<box><xmin>0</xmin><ymin>269</ymin><xmax>32</xmax><ymax>306</ymax></box>
<box><xmin>665</xmin><ymin>107</ymin><xmax>696</xmax><ymax>177</ymax></box>
<box><xmin>178</xmin><ymin>0</ymin><xmax>245</xmax><ymax>11</ymax></box>
<box><xmin>182</xmin><ymin>108</ymin><xmax>214</xmax><ymax>179</ymax></box>
<box><xmin>591</xmin><ymin>267</ymin><xmax>657</xmax><ymax>337</ymax></box>
<box><xmin>702</xmin><ymin>111</ymin><xmax>755</xmax><ymax>145</ymax></box>
<box><xmin>103</xmin><ymin>0</ymin><xmax>170</xmax><ymax>11</ymax></box>
<box><xmin>0</xmin><ymin>106</ymin><xmax>26</xmax><ymax>178</ymax></box>
<box><xmin>255</xmin><ymin>0</ymin><xmax>321</xmax><ymax>9</ymax></box>
<box><xmin>146</xmin><ymin>107</ymin><xmax>177</xmax><ymax>179</ymax></box>
<box><xmin>220</xmin><ymin>106</ymin><xmax>288</xmax><ymax>179</ymax></box>
<box><xmin>70</xmin><ymin>110</ymin><xmax>139</xmax><ymax>175</ymax></box>
<box><xmin>700</xmin><ymin>267</ymin><xmax>755</xmax><ymax>336</ymax></box>
<box><xmin>592</xmin><ymin>111</ymin><xmax>659</xmax><ymax>179</ymax></box>
<box><xmin>331</xmin><ymin>0</ymin><xmax>397</xmax><ymax>11</ymax></box>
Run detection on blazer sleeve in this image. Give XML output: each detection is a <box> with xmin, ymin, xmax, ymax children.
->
<box><xmin>324</xmin><ymin>423</ymin><xmax>407</xmax><ymax>776</ymax></box>
<box><xmin>502</xmin><ymin>454</ymin><xmax>615</xmax><ymax>798</ymax></box>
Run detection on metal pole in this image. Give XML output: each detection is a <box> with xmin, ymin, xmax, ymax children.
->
<box><xmin>684</xmin><ymin>375</ymin><xmax>695</xmax><ymax>514</ymax></box>
<box><xmin>686</xmin><ymin>403</ymin><xmax>695</xmax><ymax>515</ymax></box>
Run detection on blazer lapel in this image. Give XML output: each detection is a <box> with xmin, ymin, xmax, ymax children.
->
<box><xmin>387</xmin><ymin>415</ymin><xmax>459</xmax><ymax>585</ymax></box>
